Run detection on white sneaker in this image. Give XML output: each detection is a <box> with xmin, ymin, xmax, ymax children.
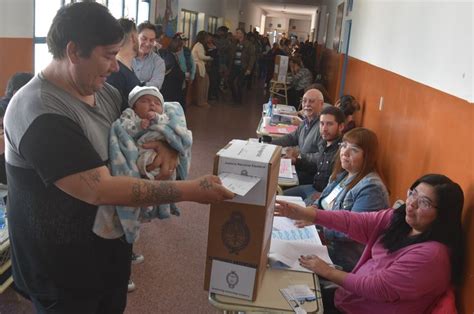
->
<box><xmin>127</xmin><ymin>279</ymin><xmax>136</xmax><ymax>292</ymax></box>
<box><xmin>131</xmin><ymin>252</ymin><xmax>144</xmax><ymax>264</ymax></box>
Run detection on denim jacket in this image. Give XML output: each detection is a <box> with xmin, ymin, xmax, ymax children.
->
<box><xmin>315</xmin><ymin>171</ymin><xmax>389</xmax><ymax>271</ymax></box>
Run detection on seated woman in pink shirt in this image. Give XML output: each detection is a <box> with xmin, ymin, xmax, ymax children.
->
<box><xmin>275</xmin><ymin>174</ymin><xmax>463</xmax><ymax>314</ymax></box>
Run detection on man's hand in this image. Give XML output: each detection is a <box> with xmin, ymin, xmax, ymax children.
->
<box><xmin>191</xmin><ymin>175</ymin><xmax>234</xmax><ymax>203</ymax></box>
<box><xmin>142</xmin><ymin>141</ymin><xmax>179</xmax><ymax>180</ymax></box>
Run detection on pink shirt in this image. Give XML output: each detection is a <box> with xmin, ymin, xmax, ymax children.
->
<box><xmin>316</xmin><ymin>209</ymin><xmax>451</xmax><ymax>314</ymax></box>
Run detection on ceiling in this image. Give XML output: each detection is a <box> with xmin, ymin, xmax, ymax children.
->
<box><xmin>253</xmin><ymin>0</ymin><xmax>320</xmax><ymax>20</ymax></box>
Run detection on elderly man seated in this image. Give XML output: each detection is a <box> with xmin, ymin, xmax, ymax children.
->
<box><xmin>268</xmin><ymin>88</ymin><xmax>324</xmax><ymax>184</ymax></box>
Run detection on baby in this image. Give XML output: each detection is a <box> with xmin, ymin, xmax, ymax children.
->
<box><xmin>93</xmin><ymin>86</ymin><xmax>192</xmax><ymax>243</ymax></box>
<box><xmin>121</xmin><ymin>86</ymin><xmax>173</xmax><ymax>180</ymax></box>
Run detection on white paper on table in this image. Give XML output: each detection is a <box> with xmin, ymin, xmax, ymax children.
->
<box><xmin>276</xmin><ymin>195</ymin><xmax>305</xmax><ymax>207</ymax></box>
<box><xmin>273</xmin><ymin>216</ymin><xmax>299</xmax><ymax>231</ymax></box>
<box><xmin>272</xmin><ymin>226</ymin><xmax>322</xmax><ymax>246</ymax></box>
<box><xmin>218</xmin><ymin>172</ymin><xmax>261</xmax><ymax>196</ymax></box>
<box><xmin>279</xmin><ymin>158</ymin><xmax>293</xmax><ymax>179</ymax></box>
<box><xmin>269</xmin><ymin>238</ymin><xmax>333</xmax><ymax>273</ymax></box>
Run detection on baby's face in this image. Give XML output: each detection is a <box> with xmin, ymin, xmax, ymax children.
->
<box><xmin>133</xmin><ymin>95</ymin><xmax>163</xmax><ymax>118</ymax></box>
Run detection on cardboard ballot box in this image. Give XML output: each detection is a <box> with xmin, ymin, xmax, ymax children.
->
<box><xmin>204</xmin><ymin>140</ymin><xmax>281</xmax><ymax>301</ymax></box>
<box><xmin>273</xmin><ymin>55</ymin><xmax>289</xmax><ymax>83</ymax></box>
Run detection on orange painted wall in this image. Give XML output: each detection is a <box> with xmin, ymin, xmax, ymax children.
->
<box><xmin>0</xmin><ymin>38</ymin><xmax>34</xmax><ymax>96</ymax></box>
<box><xmin>320</xmin><ymin>47</ymin><xmax>344</xmax><ymax>104</ymax></box>
<box><xmin>343</xmin><ymin>56</ymin><xmax>474</xmax><ymax>314</ymax></box>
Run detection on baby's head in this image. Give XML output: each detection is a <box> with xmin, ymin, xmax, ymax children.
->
<box><xmin>128</xmin><ymin>86</ymin><xmax>164</xmax><ymax>118</ymax></box>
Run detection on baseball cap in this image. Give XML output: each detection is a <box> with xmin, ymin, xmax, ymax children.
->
<box><xmin>128</xmin><ymin>86</ymin><xmax>164</xmax><ymax>108</ymax></box>
<box><xmin>173</xmin><ymin>32</ymin><xmax>188</xmax><ymax>40</ymax></box>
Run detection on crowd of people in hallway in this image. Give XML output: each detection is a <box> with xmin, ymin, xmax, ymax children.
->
<box><xmin>0</xmin><ymin>2</ymin><xmax>466</xmax><ymax>314</ymax></box>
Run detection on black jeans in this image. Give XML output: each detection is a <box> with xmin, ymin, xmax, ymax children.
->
<box><xmin>29</xmin><ymin>236</ymin><xmax>132</xmax><ymax>314</ymax></box>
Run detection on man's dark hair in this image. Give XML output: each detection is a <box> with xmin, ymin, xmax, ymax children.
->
<box><xmin>137</xmin><ymin>21</ymin><xmax>157</xmax><ymax>37</ymax></box>
<box><xmin>5</xmin><ymin>72</ymin><xmax>34</xmax><ymax>97</ymax></box>
<box><xmin>155</xmin><ymin>24</ymin><xmax>164</xmax><ymax>38</ymax></box>
<box><xmin>320</xmin><ymin>106</ymin><xmax>345</xmax><ymax>125</ymax></box>
<box><xmin>117</xmin><ymin>18</ymin><xmax>136</xmax><ymax>43</ymax></box>
<box><xmin>47</xmin><ymin>2</ymin><xmax>123</xmax><ymax>59</ymax></box>
<box><xmin>381</xmin><ymin>174</ymin><xmax>464</xmax><ymax>284</ymax></box>
<box><xmin>217</xmin><ymin>26</ymin><xmax>229</xmax><ymax>33</ymax></box>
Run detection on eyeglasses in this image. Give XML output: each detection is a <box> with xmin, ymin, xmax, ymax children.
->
<box><xmin>339</xmin><ymin>141</ymin><xmax>362</xmax><ymax>154</ymax></box>
<box><xmin>407</xmin><ymin>189</ymin><xmax>437</xmax><ymax>210</ymax></box>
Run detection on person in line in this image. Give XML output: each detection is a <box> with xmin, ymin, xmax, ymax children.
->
<box><xmin>132</xmin><ymin>21</ymin><xmax>166</xmax><ymax>90</ymax></box>
<box><xmin>267</xmin><ymin>89</ymin><xmax>324</xmax><ymax>185</ymax></box>
<box><xmin>173</xmin><ymin>32</ymin><xmax>196</xmax><ymax>110</ymax></box>
<box><xmin>283</xmin><ymin>106</ymin><xmax>345</xmax><ymax>202</ymax></box>
<box><xmin>4</xmin><ymin>3</ymin><xmax>233</xmax><ymax>313</ymax></box>
<box><xmin>228</xmin><ymin>28</ymin><xmax>256</xmax><ymax>103</ymax></box>
<box><xmin>191</xmin><ymin>30</ymin><xmax>213</xmax><ymax>108</ymax></box>
<box><xmin>304</xmin><ymin>127</ymin><xmax>389</xmax><ymax>271</ymax></box>
<box><xmin>0</xmin><ymin>72</ymin><xmax>34</xmax><ymax>110</ymax></box>
<box><xmin>215</xmin><ymin>26</ymin><xmax>231</xmax><ymax>92</ymax></box>
<box><xmin>107</xmin><ymin>18</ymin><xmax>140</xmax><ymax>112</ymax></box>
<box><xmin>287</xmin><ymin>56</ymin><xmax>313</xmax><ymax>109</ymax></box>
<box><xmin>104</xmin><ymin>16</ymin><xmax>144</xmax><ymax>292</ymax></box>
<box><xmin>275</xmin><ymin>173</ymin><xmax>463</xmax><ymax>314</ymax></box>
<box><xmin>159</xmin><ymin>36</ymin><xmax>186</xmax><ymax>107</ymax></box>
<box><xmin>335</xmin><ymin>94</ymin><xmax>360</xmax><ymax>134</ymax></box>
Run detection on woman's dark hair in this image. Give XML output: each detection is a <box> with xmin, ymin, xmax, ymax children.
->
<box><xmin>336</xmin><ymin>95</ymin><xmax>360</xmax><ymax>116</ymax></box>
<box><xmin>381</xmin><ymin>174</ymin><xmax>464</xmax><ymax>284</ymax></box>
<box><xmin>47</xmin><ymin>2</ymin><xmax>124</xmax><ymax>59</ymax></box>
<box><xmin>193</xmin><ymin>30</ymin><xmax>208</xmax><ymax>48</ymax></box>
<box><xmin>168</xmin><ymin>37</ymin><xmax>183</xmax><ymax>53</ymax></box>
<box><xmin>5</xmin><ymin>72</ymin><xmax>34</xmax><ymax>97</ymax></box>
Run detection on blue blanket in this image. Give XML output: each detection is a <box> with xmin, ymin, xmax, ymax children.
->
<box><xmin>108</xmin><ymin>102</ymin><xmax>192</xmax><ymax>243</ymax></box>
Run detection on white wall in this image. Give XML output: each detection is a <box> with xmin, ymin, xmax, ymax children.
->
<box><xmin>348</xmin><ymin>1</ymin><xmax>473</xmax><ymax>102</ymax></box>
<box><xmin>0</xmin><ymin>0</ymin><xmax>34</xmax><ymax>38</ymax></box>
<box><xmin>289</xmin><ymin>19</ymin><xmax>311</xmax><ymax>42</ymax></box>
<box><xmin>265</xmin><ymin>17</ymin><xmax>289</xmax><ymax>33</ymax></box>
<box><xmin>241</xmin><ymin>0</ymin><xmax>264</xmax><ymax>33</ymax></box>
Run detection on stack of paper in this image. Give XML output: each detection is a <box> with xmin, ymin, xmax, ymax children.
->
<box><xmin>270</xmin><ymin>196</ymin><xmax>333</xmax><ymax>272</ymax></box>
<box><xmin>278</xmin><ymin>158</ymin><xmax>293</xmax><ymax>179</ymax></box>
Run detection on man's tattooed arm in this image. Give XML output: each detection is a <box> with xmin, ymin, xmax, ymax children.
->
<box><xmin>79</xmin><ymin>169</ymin><xmax>102</xmax><ymax>191</ymax></box>
<box><xmin>131</xmin><ymin>179</ymin><xmax>182</xmax><ymax>205</ymax></box>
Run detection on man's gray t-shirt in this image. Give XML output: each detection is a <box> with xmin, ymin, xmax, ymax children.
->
<box><xmin>4</xmin><ymin>73</ymin><xmax>122</xmax><ymax>297</ymax></box>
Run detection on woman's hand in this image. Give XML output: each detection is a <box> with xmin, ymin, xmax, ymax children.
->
<box><xmin>275</xmin><ymin>200</ymin><xmax>316</xmax><ymax>222</ymax></box>
<box><xmin>299</xmin><ymin>255</ymin><xmax>348</xmax><ymax>285</ymax></box>
<box><xmin>294</xmin><ymin>220</ymin><xmax>314</xmax><ymax>228</ymax></box>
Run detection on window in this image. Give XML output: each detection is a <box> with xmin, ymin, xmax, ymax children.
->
<box><xmin>180</xmin><ymin>9</ymin><xmax>198</xmax><ymax>48</ymax></box>
<box><xmin>208</xmin><ymin>16</ymin><xmax>218</xmax><ymax>34</ymax></box>
<box><xmin>33</xmin><ymin>0</ymin><xmax>150</xmax><ymax>73</ymax></box>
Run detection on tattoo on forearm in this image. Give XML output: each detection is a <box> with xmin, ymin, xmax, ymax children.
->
<box><xmin>131</xmin><ymin>179</ymin><xmax>182</xmax><ymax>205</ymax></box>
<box><xmin>80</xmin><ymin>170</ymin><xmax>101</xmax><ymax>191</ymax></box>
<box><xmin>199</xmin><ymin>178</ymin><xmax>212</xmax><ymax>190</ymax></box>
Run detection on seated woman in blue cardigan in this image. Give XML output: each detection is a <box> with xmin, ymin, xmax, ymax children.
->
<box><xmin>304</xmin><ymin>127</ymin><xmax>390</xmax><ymax>271</ymax></box>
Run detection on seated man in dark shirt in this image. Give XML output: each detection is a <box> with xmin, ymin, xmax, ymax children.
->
<box><xmin>283</xmin><ymin>106</ymin><xmax>345</xmax><ymax>205</ymax></box>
